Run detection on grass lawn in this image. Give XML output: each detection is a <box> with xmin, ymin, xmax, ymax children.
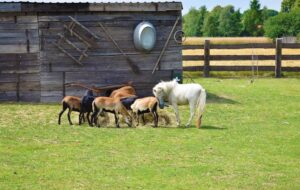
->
<box><xmin>0</xmin><ymin>77</ymin><xmax>300</xmax><ymax>189</ymax></box>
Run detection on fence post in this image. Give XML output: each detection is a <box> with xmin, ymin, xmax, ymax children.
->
<box><xmin>204</xmin><ymin>39</ymin><xmax>210</xmax><ymax>77</ymax></box>
<box><xmin>275</xmin><ymin>38</ymin><xmax>282</xmax><ymax>78</ymax></box>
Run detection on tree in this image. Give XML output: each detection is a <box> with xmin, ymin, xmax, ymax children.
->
<box><xmin>250</xmin><ymin>0</ymin><xmax>261</xmax><ymax>10</ymax></box>
<box><xmin>195</xmin><ymin>6</ymin><xmax>208</xmax><ymax>36</ymax></box>
<box><xmin>281</xmin><ymin>0</ymin><xmax>296</xmax><ymax>12</ymax></box>
<box><xmin>264</xmin><ymin>10</ymin><xmax>300</xmax><ymax>39</ymax></box>
<box><xmin>183</xmin><ymin>6</ymin><xmax>208</xmax><ymax>37</ymax></box>
<box><xmin>183</xmin><ymin>7</ymin><xmax>200</xmax><ymax>36</ymax></box>
<box><xmin>203</xmin><ymin>6</ymin><xmax>223</xmax><ymax>36</ymax></box>
<box><xmin>293</xmin><ymin>0</ymin><xmax>300</xmax><ymax>10</ymax></box>
<box><xmin>218</xmin><ymin>5</ymin><xmax>242</xmax><ymax>36</ymax></box>
<box><xmin>262</xmin><ymin>7</ymin><xmax>278</xmax><ymax>21</ymax></box>
<box><xmin>242</xmin><ymin>0</ymin><xmax>263</xmax><ymax>36</ymax></box>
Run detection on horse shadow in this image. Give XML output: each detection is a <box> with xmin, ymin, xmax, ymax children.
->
<box><xmin>158</xmin><ymin>125</ymin><xmax>227</xmax><ymax>130</ymax></box>
<box><xmin>199</xmin><ymin>125</ymin><xmax>227</xmax><ymax>130</ymax></box>
<box><xmin>207</xmin><ymin>92</ymin><xmax>239</xmax><ymax>104</ymax></box>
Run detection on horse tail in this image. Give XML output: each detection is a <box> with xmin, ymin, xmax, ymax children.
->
<box><xmin>91</xmin><ymin>101</ymin><xmax>98</xmax><ymax>125</ymax></box>
<box><xmin>196</xmin><ymin>88</ymin><xmax>206</xmax><ymax>128</ymax></box>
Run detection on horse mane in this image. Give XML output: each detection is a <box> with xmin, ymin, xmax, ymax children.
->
<box><xmin>157</xmin><ymin>79</ymin><xmax>178</xmax><ymax>93</ymax></box>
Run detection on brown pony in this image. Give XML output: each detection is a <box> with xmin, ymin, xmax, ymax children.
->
<box><xmin>91</xmin><ymin>97</ymin><xmax>132</xmax><ymax>128</ymax></box>
<box><xmin>58</xmin><ymin>96</ymin><xmax>81</xmax><ymax>125</ymax></box>
<box><xmin>130</xmin><ymin>97</ymin><xmax>159</xmax><ymax>127</ymax></box>
<box><xmin>110</xmin><ymin>86</ymin><xmax>136</xmax><ymax>99</ymax></box>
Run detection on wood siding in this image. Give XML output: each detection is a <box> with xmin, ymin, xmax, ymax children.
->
<box><xmin>0</xmin><ymin>14</ymin><xmax>40</xmax><ymax>102</ymax></box>
<box><xmin>0</xmin><ymin>3</ymin><xmax>182</xmax><ymax>102</ymax></box>
<box><xmin>40</xmin><ymin>12</ymin><xmax>182</xmax><ymax>102</ymax></box>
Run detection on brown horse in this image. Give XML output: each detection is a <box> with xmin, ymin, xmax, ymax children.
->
<box><xmin>91</xmin><ymin>97</ymin><xmax>133</xmax><ymax>128</ymax></box>
<box><xmin>110</xmin><ymin>86</ymin><xmax>136</xmax><ymax>99</ymax></box>
<box><xmin>130</xmin><ymin>97</ymin><xmax>159</xmax><ymax>127</ymax></box>
<box><xmin>58</xmin><ymin>96</ymin><xmax>81</xmax><ymax>125</ymax></box>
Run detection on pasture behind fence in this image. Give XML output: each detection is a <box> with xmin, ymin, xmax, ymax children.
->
<box><xmin>183</xmin><ymin>38</ymin><xmax>300</xmax><ymax>77</ymax></box>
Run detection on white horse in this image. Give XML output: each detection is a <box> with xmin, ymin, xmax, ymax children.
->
<box><xmin>153</xmin><ymin>79</ymin><xmax>206</xmax><ymax>128</ymax></box>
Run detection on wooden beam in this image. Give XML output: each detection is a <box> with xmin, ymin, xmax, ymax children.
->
<box><xmin>52</xmin><ymin>42</ymin><xmax>83</xmax><ymax>66</ymax></box>
<box><xmin>69</xmin><ymin>16</ymin><xmax>97</xmax><ymax>38</ymax></box>
<box><xmin>58</xmin><ymin>33</ymin><xmax>88</xmax><ymax>57</ymax></box>
<box><xmin>204</xmin><ymin>40</ymin><xmax>210</xmax><ymax>77</ymax></box>
<box><xmin>183</xmin><ymin>66</ymin><xmax>300</xmax><ymax>72</ymax></box>
<box><xmin>275</xmin><ymin>38</ymin><xmax>282</xmax><ymax>78</ymax></box>
<box><xmin>152</xmin><ymin>16</ymin><xmax>180</xmax><ymax>74</ymax></box>
<box><xmin>64</xmin><ymin>24</ymin><xmax>92</xmax><ymax>48</ymax></box>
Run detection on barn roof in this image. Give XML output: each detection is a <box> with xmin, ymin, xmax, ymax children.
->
<box><xmin>1</xmin><ymin>0</ymin><xmax>180</xmax><ymax>2</ymax></box>
<box><xmin>0</xmin><ymin>1</ymin><xmax>182</xmax><ymax>12</ymax></box>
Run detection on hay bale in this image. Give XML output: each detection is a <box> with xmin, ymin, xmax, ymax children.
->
<box><xmin>94</xmin><ymin>109</ymin><xmax>176</xmax><ymax>127</ymax></box>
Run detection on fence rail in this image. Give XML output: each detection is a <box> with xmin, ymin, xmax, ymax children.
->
<box><xmin>183</xmin><ymin>38</ymin><xmax>300</xmax><ymax>77</ymax></box>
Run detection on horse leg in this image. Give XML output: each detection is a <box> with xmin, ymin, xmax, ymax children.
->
<box><xmin>58</xmin><ymin>104</ymin><xmax>67</xmax><ymax>125</ymax></box>
<box><xmin>154</xmin><ymin>110</ymin><xmax>159</xmax><ymax>127</ymax></box>
<box><xmin>96</xmin><ymin>109</ymin><xmax>103</xmax><ymax>128</ymax></box>
<box><xmin>67</xmin><ymin>108</ymin><xmax>73</xmax><ymax>125</ymax></box>
<box><xmin>136</xmin><ymin>113</ymin><xmax>140</xmax><ymax>126</ymax></box>
<box><xmin>151</xmin><ymin>111</ymin><xmax>157</xmax><ymax>127</ymax></box>
<box><xmin>114</xmin><ymin>112</ymin><xmax>120</xmax><ymax>128</ymax></box>
<box><xmin>79</xmin><ymin>112</ymin><xmax>82</xmax><ymax>125</ymax></box>
<box><xmin>186</xmin><ymin>102</ymin><xmax>196</xmax><ymax>127</ymax></box>
<box><xmin>91</xmin><ymin>110</ymin><xmax>99</xmax><ymax>127</ymax></box>
<box><xmin>172</xmin><ymin>103</ymin><xmax>181</xmax><ymax>126</ymax></box>
<box><xmin>82</xmin><ymin>113</ymin><xmax>86</xmax><ymax>123</ymax></box>
<box><xmin>142</xmin><ymin>114</ymin><xmax>146</xmax><ymax>125</ymax></box>
<box><xmin>87</xmin><ymin>112</ymin><xmax>92</xmax><ymax>126</ymax></box>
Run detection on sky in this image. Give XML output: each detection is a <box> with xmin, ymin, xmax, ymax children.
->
<box><xmin>181</xmin><ymin>0</ymin><xmax>282</xmax><ymax>15</ymax></box>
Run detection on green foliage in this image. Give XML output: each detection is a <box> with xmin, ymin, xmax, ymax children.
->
<box><xmin>262</xmin><ymin>7</ymin><xmax>278</xmax><ymax>21</ymax></box>
<box><xmin>242</xmin><ymin>0</ymin><xmax>263</xmax><ymax>36</ymax></box>
<box><xmin>281</xmin><ymin>0</ymin><xmax>296</xmax><ymax>12</ymax></box>
<box><xmin>195</xmin><ymin>6</ymin><xmax>208</xmax><ymax>36</ymax></box>
<box><xmin>250</xmin><ymin>0</ymin><xmax>261</xmax><ymax>10</ymax></box>
<box><xmin>218</xmin><ymin>5</ymin><xmax>242</xmax><ymax>36</ymax></box>
<box><xmin>264</xmin><ymin>10</ymin><xmax>300</xmax><ymax>39</ymax></box>
<box><xmin>182</xmin><ymin>0</ymin><xmax>283</xmax><ymax>37</ymax></box>
<box><xmin>202</xmin><ymin>6</ymin><xmax>223</xmax><ymax>36</ymax></box>
<box><xmin>183</xmin><ymin>6</ymin><xmax>208</xmax><ymax>37</ymax></box>
<box><xmin>1</xmin><ymin>78</ymin><xmax>300</xmax><ymax>189</ymax></box>
<box><xmin>183</xmin><ymin>7</ymin><xmax>200</xmax><ymax>36</ymax></box>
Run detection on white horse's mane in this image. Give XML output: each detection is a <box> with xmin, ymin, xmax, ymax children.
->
<box><xmin>156</xmin><ymin>79</ymin><xmax>178</xmax><ymax>92</ymax></box>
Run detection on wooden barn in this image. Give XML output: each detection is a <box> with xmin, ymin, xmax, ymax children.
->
<box><xmin>0</xmin><ymin>1</ymin><xmax>182</xmax><ymax>102</ymax></box>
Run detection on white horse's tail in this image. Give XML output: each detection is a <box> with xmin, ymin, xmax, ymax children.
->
<box><xmin>196</xmin><ymin>88</ymin><xmax>206</xmax><ymax>128</ymax></box>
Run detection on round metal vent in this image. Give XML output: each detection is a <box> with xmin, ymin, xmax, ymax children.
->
<box><xmin>133</xmin><ymin>21</ymin><xmax>156</xmax><ymax>52</ymax></box>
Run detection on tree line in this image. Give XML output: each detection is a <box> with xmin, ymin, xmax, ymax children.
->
<box><xmin>183</xmin><ymin>0</ymin><xmax>300</xmax><ymax>39</ymax></box>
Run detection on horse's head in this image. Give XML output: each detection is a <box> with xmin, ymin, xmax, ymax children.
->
<box><xmin>118</xmin><ymin>103</ymin><xmax>133</xmax><ymax>127</ymax></box>
<box><xmin>153</xmin><ymin>82</ymin><xmax>167</xmax><ymax>109</ymax></box>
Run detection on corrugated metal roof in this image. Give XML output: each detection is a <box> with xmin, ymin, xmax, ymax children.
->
<box><xmin>0</xmin><ymin>0</ymin><xmax>181</xmax><ymax>3</ymax></box>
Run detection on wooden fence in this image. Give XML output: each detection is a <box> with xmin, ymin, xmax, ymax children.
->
<box><xmin>183</xmin><ymin>38</ymin><xmax>300</xmax><ymax>77</ymax></box>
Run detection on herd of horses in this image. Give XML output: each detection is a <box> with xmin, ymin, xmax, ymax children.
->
<box><xmin>58</xmin><ymin>79</ymin><xmax>206</xmax><ymax>128</ymax></box>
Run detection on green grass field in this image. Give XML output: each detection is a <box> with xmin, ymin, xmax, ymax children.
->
<box><xmin>0</xmin><ymin>77</ymin><xmax>300</xmax><ymax>189</ymax></box>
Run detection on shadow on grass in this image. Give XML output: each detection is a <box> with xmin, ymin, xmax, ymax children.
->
<box><xmin>207</xmin><ymin>92</ymin><xmax>239</xmax><ymax>104</ymax></box>
<box><xmin>157</xmin><ymin>125</ymin><xmax>227</xmax><ymax>130</ymax></box>
<box><xmin>200</xmin><ymin>125</ymin><xmax>227</xmax><ymax>130</ymax></box>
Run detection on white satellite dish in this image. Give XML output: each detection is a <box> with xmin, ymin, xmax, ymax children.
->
<box><xmin>134</xmin><ymin>21</ymin><xmax>156</xmax><ymax>52</ymax></box>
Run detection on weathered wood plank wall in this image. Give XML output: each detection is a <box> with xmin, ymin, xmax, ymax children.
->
<box><xmin>0</xmin><ymin>13</ymin><xmax>40</xmax><ymax>101</ymax></box>
<box><xmin>40</xmin><ymin>12</ymin><xmax>182</xmax><ymax>102</ymax></box>
<box><xmin>0</xmin><ymin>3</ymin><xmax>182</xmax><ymax>102</ymax></box>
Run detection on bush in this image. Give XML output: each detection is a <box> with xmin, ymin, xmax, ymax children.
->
<box><xmin>264</xmin><ymin>10</ymin><xmax>300</xmax><ymax>39</ymax></box>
